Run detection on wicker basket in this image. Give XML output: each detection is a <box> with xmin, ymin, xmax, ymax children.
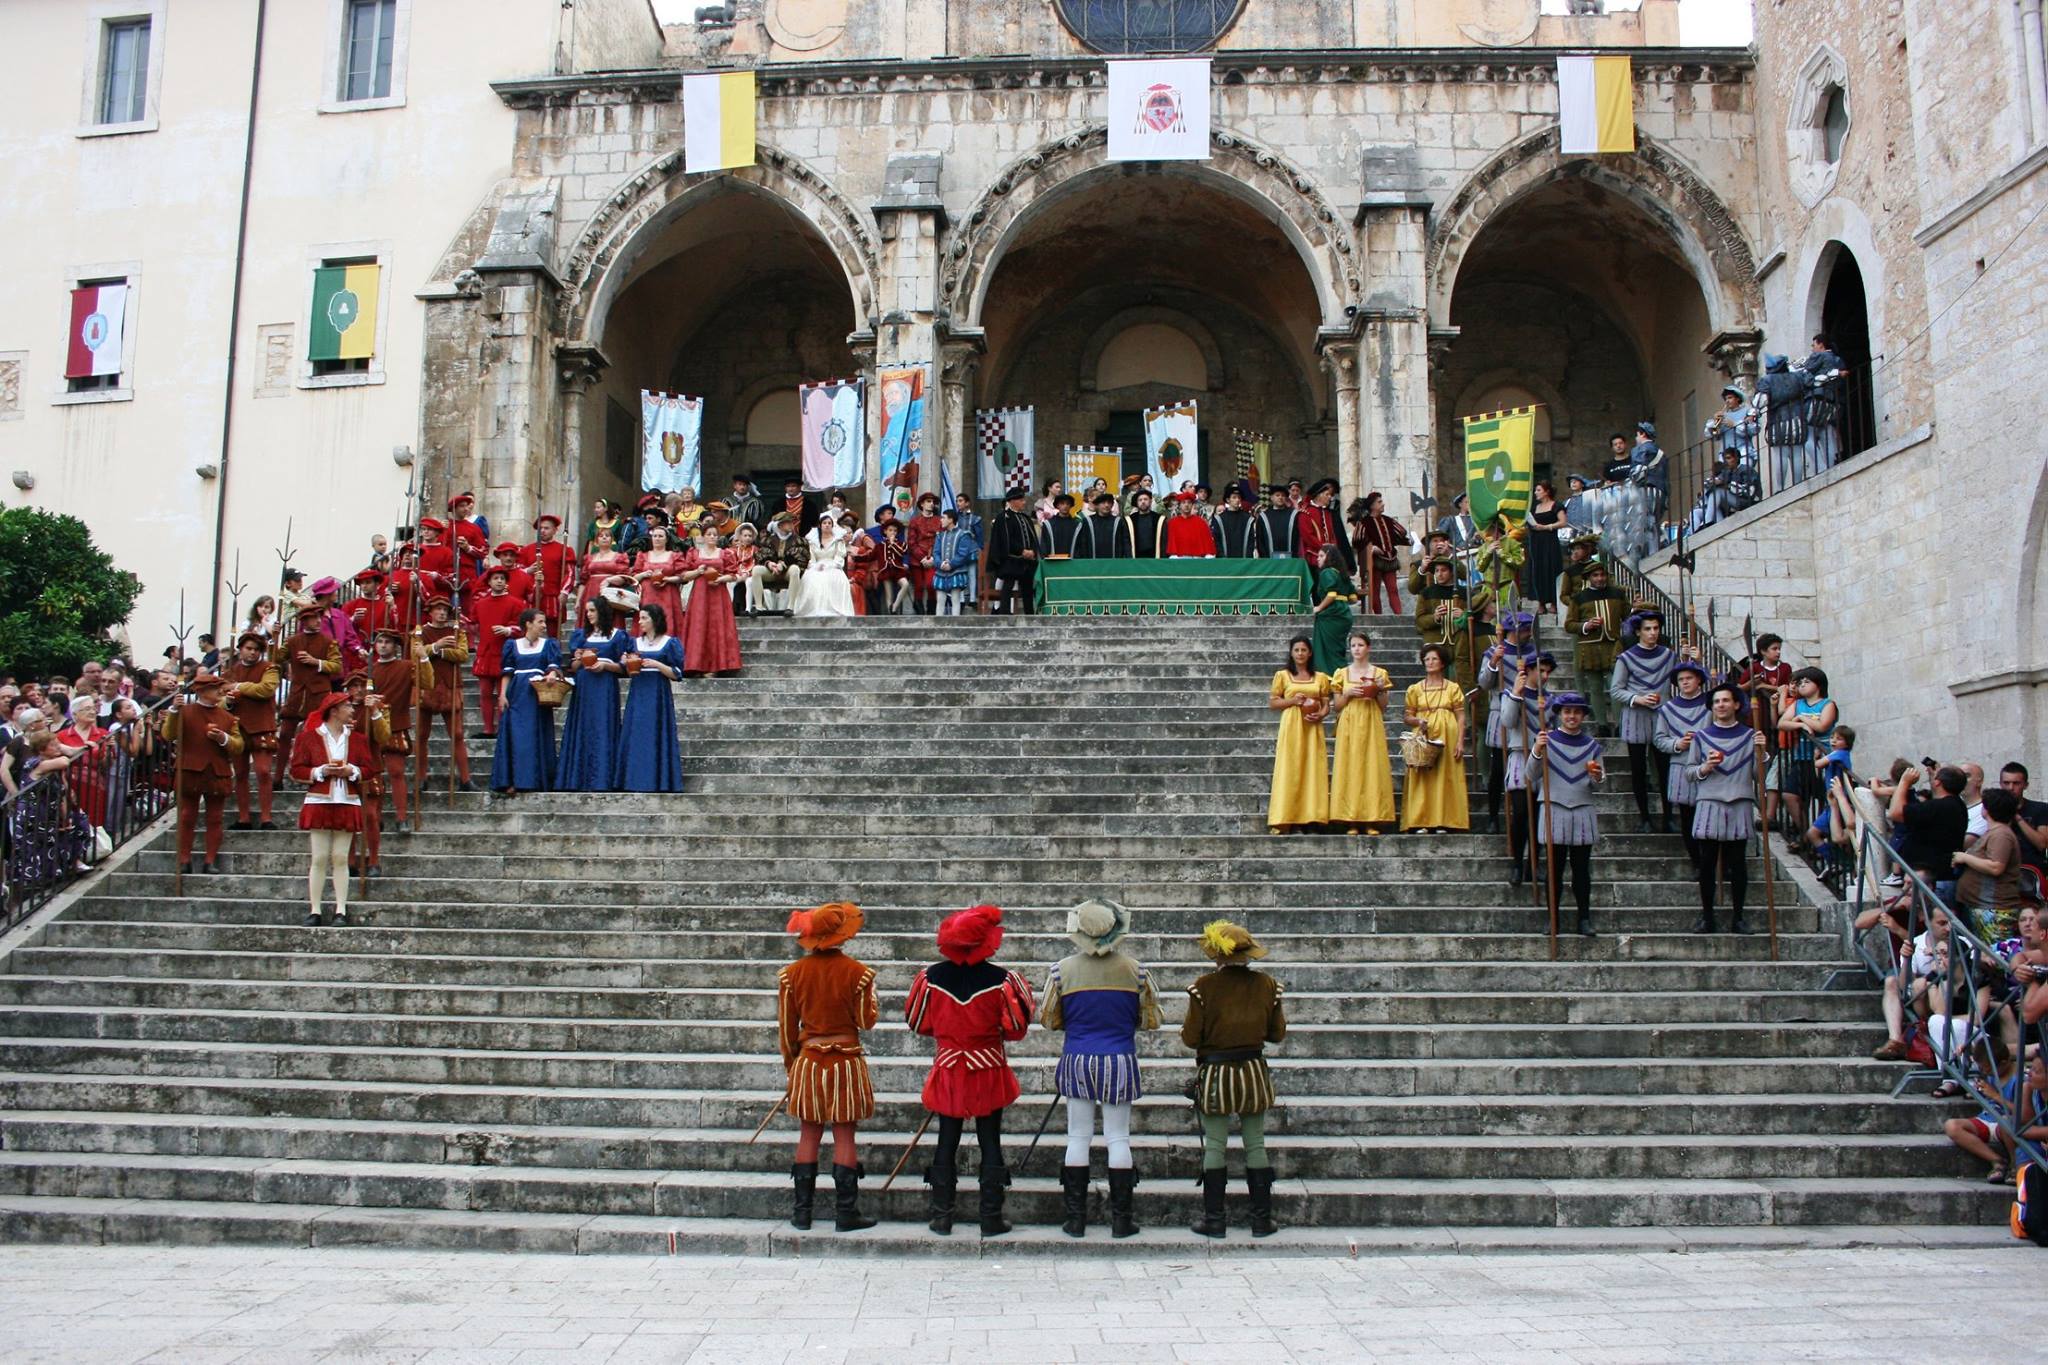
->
<box><xmin>1399</xmin><ymin>731</ymin><xmax>1442</xmax><ymax>771</ymax></box>
<box><xmin>531</xmin><ymin>677</ymin><xmax>572</xmax><ymax>708</ymax></box>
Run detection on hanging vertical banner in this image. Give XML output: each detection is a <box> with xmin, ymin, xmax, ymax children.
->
<box><xmin>800</xmin><ymin>378</ymin><xmax>865</xmax><ymax>491</ymax></box>
<box><xmin>975</xmin><ymin>407</ymin><xmax>1035</xmax><ymax>497</ymax></box>
<box><xmin>639</xmin><ymin>391</ymin><xmax>703</xmax><ymax>496</ymax></box>
<box><xmin>1557</xmin><ymin>54</ymin><xmax>1634</xmax><ymax>154</ymax></box>
<box><xmin>1462</xmin><ymin>405</ymin><xmax>1539</xmax><ymax>527</ymax></box>
<box><xmin>1231</xmin><ymin>428</ymin><xmax>1271</xmax><ymax>495</ymax></box>
<box><xmin>1063</xmin><ymin>446</ymin><xmax>1123</xmax><ymax>507</ymax></box>
<box><xmin>65</xmin><ymin>282</ymin><xmax>128</xmax><ymax>379</ymax></box>
<box><xmin>1144</xmin><ymin>401</ymin><xmax>1200</xmax><ymax>496</ymax></box>
<box><xmin>876</xmin><ymin>366</ymin><xmax>927</xmax><ymax>514</ymax></box>
<box><xmin>1107</xmin><ymin>58</ymin><xmax>1212</xmax><ymax>161</ymax></box>
<box><xmin>683</xmin><ymin>71</ymin><xmax>757</xmax><ymax>173</ymax></box>
<box><xmin>307</xmin><ymin>264</ymin><xmax>379</xmax><ymax>362</ymax></box>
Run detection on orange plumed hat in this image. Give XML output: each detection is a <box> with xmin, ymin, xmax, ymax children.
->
<box><xmin>785</xmin><ymin>902</ymin><xmax>863</xmax><ymax>952</ymax></box>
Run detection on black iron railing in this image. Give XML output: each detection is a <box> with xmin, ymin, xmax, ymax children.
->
<box><xmin>1669</xmin><ymin>359</ymin><xmax>1881</xmax><ymax>533</ymax></box>
<box><xmin>1</xmin><ymin>693</ymin><xmax>180</xmax><ymax>930</ymax></box>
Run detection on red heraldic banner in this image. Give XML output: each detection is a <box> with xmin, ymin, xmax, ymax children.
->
<box><xmin>66</xmin><ymin>283</ymin><xmax>128</xmax><ymax>379</ymax></box>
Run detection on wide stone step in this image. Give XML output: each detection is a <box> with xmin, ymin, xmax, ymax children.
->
<box><xmin>0</xmin><ymin>1039</ymin><xmax>1902</xmax><ymax>1097</ymax></box>
<box><xmin>0</xmin><ymin>1152</ymin><xmax>2002</xmax><ymax>1229</ymax></box>
<box><xmin>0</xmin><ymin>1074</ymin><xmax>1939</xmax><ymax>1138</ymax></box>
<box><xmin>1</xmin><ymin>1111</ymin><xmax>1964</xmax><ymax>1180</ymax></box>
<box><xmin>0</xmin><ymin>977</ymin><xmax>1867</xmax><ymax>1024</ymax></box>
<box><xmin>0</xmin><ymin>1005</ymin><xmax>1881</xmax><ymax>1063</ymax></box>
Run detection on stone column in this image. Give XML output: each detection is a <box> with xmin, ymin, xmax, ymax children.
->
<box><xmin>1353</xmin><ymin>196</ymin><xmax>1435</xmax><ymax>514</ymax></box>
<box><xmin>869</xmin><ymin>153</ymin><xmax>948</xmax><ymax>519</ymax></box>
<box><xmin>848</xmin><ymin>330</ymin><xmax>881</xmax><ymax>516</ymax></box>
<box><xmin>555</xmin><ymin>341</ymin><xmax>609</xmax><ymax>534</ymax></box>
<box><xmin>1316</xmin><ymin>332</ymin><xmax>1364</xmax><ymax>499</ymax></box>
<box><xmin>938</xmin><ymin>330</ymin><xmax>985</xmax><ymax>501</ymax></box>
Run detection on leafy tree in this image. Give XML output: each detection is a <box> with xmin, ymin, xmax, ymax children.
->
<box><xmin>0</xmin><ymin>508</ymin><xmax>143</xmax><ymax>680</ymax></box>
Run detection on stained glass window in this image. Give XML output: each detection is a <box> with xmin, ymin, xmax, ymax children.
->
<box><xmin>1056</xmin><ymin>1</ymin><xmax>1243</xmax><ymax>54</ymax></box>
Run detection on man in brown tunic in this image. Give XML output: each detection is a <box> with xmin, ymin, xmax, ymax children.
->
<box><xmin>416</xmin><ymin>596</ymin><xmax>475</xmax><ymax>792</ymax></box>
<box><xmin>1182</xmin><ymin>920</ymin><xmax>1288</xmax><ymax>1239</ymax></box>
<box><xmin>160</xmin><ymin>673</ymin><xmax>245</xmax><ymax>876</ymax></box>
<box><xmin>222</xmin><ymin>632</ymin><xmax>280</xmax><ymax>830</ymax></box>
<box><xmin>276</xmin><ymin>606</ymin><xmax>340</xmax><ymax>762</ymax></box>
<box><xmin>368</xmin><ymin>627</ymin><xmax>416</xmax><ymax>833</ymax></box>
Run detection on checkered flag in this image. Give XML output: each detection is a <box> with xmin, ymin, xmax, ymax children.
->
<box><xmin>975</xmin><ymin>407</ymin><xmax>1034</xmax><ymax>498</ymax></box>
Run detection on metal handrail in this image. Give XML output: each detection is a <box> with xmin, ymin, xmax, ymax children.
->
<box><xmin>1846</xmin><ymin>821</ymin><xmax>2047</xmax><ymax>1168</ymax></box>
<box><xmin>1</xmin><ymin>690</ymin><xmax>181</xmax><ymax>930</ymax></box>
<box><xmin>1669</xmin><ymin>358</ymin><xmax>1881</xmax><ymax>525</ymax></box>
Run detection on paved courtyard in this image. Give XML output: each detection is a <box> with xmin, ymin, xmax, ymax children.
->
<box><xmin>1</xmin><ymin>1242</ymin><xmax>2041</xmax><ymax>1362</ymax></box>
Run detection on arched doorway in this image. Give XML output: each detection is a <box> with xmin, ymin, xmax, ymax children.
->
<box><xmin>1814</xmin><ymin>242</ymin><xmax>1877</xmax><ymax>455</ymax></box>
<box><xmin>972</xmin><ymin>166</ymin><xmax>1330</xmax><ymax>494</ymax></box>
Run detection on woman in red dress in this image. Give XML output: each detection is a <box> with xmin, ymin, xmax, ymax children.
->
<box><xmin>286</xmin><ymin>691</ymin><xmax>375</xmax><ymax>927</ymax></box>
<box><xmin>679</xmin><ymin>524</ymin><xmax>743</xmax><ymax>675</ymax></box>
<box><xmin>904</xmin><ymin>905</ymin><xmax>1036</xmax><ymax>1237</ymax></box>
<box><xmin>576</xmin><ymin>524</ymin><xmax>635</xmax><ymax>636</ymax></box>
<box><xmin>632</xmin><ymin>525</ymin><xmax>687</xmax><ymax>640</ymax></box>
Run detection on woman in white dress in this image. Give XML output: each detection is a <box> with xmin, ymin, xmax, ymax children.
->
<box><xmin>792</xmin><ymin>513</ymin><xmax>857</xmax><ymax>617</ymax></box>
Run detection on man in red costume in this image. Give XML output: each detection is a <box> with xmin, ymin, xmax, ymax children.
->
<box><xmin>470</xmin><ymin>567</ymin><xmax>526</xmax><ymax>737</ymax></box>
<box><xmin>1163</xmin><ymin>490</ymin><xmax>1218</xmax><ymax>558</ymax></box>
<box><xmin>161</xmin><ymin>672</ymin><xmax>244</xmax><ymax>877</ymax></box>
<box><xmin>905</xmin><ymin>492</ymin><xmax>945</xmax><ymax>615</ymax></box>
<box><xmin>346</xmin><ymin>568</ymin><xmax>395</xmax><ymax>642</ymax></box>
<box><xmin>487</xmin><ymin>542</ymin><xmax>536</xmax><ymax>608</ymax></box>
<box><xmin>521</xmin><ymin>514</ymin><xmax>576</xmax><ymax>635</ymax></box>
<box><xmin>905</xmin><ymin>905</ymin><xmax>1035</xmax><ymax>1237</ymax></box>
<box><xmin>416</xmin><ymin>518</ymin><xmax>459</xmax><ymax>614</ymax></box>
<box><xmin>447</xmin><ymin>491</ymin><xmax>489</xmax><ymax>586</ymax></box>
<box><xmin>1298</xmin><ymin>478</ymin><xmax>1355</xmax><ymax>575</ymax></box>
<box><xmin>417</xmin><ymin>596</ymin><xmax>474</xmax><ymax>791</ymax></box>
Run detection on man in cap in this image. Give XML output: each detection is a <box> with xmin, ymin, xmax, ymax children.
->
<box><xmin>308</xmin><ymin>576</ymin><xmax>366</xmax><ymax>671</ymax></box>
<box><xmin>339</xmin><ymin>670</ymin><xmax>395</xmax><ymax>877</ymax></box>
<box><xmin>749</xmin><ymin>511</ymin><xmax>808</xmax><ymax>615</ymax></box>
<box><xmin>1437</xmin><ymin>491</ymin><xmax>1477</xmax><ymax>549</ymax></box>
<box><xmin>521</xmin><ymin>514</ymin><xmax>577</xmax><ymax>635</ymax></box>
<box><xmin>368</xmin><ymin>627</ymin><xmax>417</xmax><ymax>834</ymax></box>
<box><xmin>1209</xmin><ymin>481</ymin><xmax>1263</xmax><ymax>558</ymax></box>
<box><xmin>416</xmin><ymin>596</ymin><xmax>475</xmax><ymax>791</ymax></box>
<box><xmin>1565</xmin><ymin>561</ymin><xmax>1622</xmax><ymax>735</ymax></box>
<box><xmin>276</xmin><ymin>605</ymin><xmax>340</xmax><ymax>762</ymax></box>
<box><xmin>726</xmin><ymin>473</ymin><xmax>765</xmax><ymax>530</ymax></box>
<box><xmin>1298</xmin><ymin>478</ymin><xmax>1354</xmax><ymax>574</ymax></box>
<box><xmin>1074</xmin><ymin>490</ymin><xmax>1125</xmax><ymax>559</ymax></box>
<box><xmin>907</xmin><ymin>491</ymin><xmax>946</xmax><ymax>614</ymax></box>
<box><xmin>1558</xmin><ymin>532</ymin><xmax>1602</xmax><ymax>605</ymax></box>
<box><xmin>1629</xmin><ymin>421</ymin><xmax>1668</xmax><ymax>525</ymax></box>
<box><xmin>1183</xmin><ymin>920</ymin><xmax>1287</xmax><ymax>1238</ymax></box>
<box><xmin>1162</xmin><ymin>489</ymin><xmax>1216</xmax><ymax>557</ymax></box>
<box><xmin>986</xmin><ymin>487</ymin><xmax>1039</xmax><ymax>615</ymax></box>
<box><xmin>446</xmin><ymin>491</ymin><xmax>490</xmax><ymax>581</ymax></box>
<box><xmin>1611</xmin><ymin>605</ymin><xmax>1679</xmax><ymax>833</ymax></box>
<box><xmin>1499</xmin><ymin>648</ymin><xmax>1556</xmax><ymax>886</ymax></box>
<box><xmin>161</xmin><ymin>672</ymin><xmax>244</xmax><ymax>878</ymax></box>
<box><xmin>1350</xmin><ymin>491</ymin><xmax>1407</xmax><ymax>613</ymax></box>
<box><xmin>1255</xmin><ymin>482</ymin><xmax>1300</xmax><ymax>560</ymax></box>
<box><xmin>470</xmin><ymin>567</ymin><xmax>526</xmax><ymax>737</ymax></box>
<box><xmin>1038</xmin><ymin>492</ymin><xmax>1083</xmax><ymax>559</ymax></box>
<box><xmin>222</xmin><ymin>631</ymin><xmax>281</xmax><ymax>831</ymax></box>
<box><xmin>1118</xmin><ymin>488</ymin><xmax>1165</xmax><ymax>559</ymax></box>
<box><xmin>345</xmin><ymin>569</ymin><xmax>395</xmax><ymax>643</ymax></box>
<box><xmin>780</xmin><ymin>476</ymin><xmax>819</xmax><ymax>532</ymax></box>
<box><xmin>277</xmin><ymin>567</ymin><xmax>313</xmax><ymax>623</ymax></box>
<box><xmin>1534</xmin><ymin>692</ymin><xmax>1606</xmax><ymax>936</ymax></box>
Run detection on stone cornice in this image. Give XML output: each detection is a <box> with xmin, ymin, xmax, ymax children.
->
<box><xmin>492</xmin><ymin>47</ymin><xmax>1751</xmax><ymax>108</ymax></box>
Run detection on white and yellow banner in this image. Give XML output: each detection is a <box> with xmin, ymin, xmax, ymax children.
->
<box><xmin>683</xmin><ymin>71</ymin><xmax>756</xmax><ymax>173</ymax></box>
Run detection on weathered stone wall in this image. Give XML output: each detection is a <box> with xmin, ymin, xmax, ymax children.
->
<box><xmin>564</xmin><ymin>0</ymin><xmax>665</xmax><ymax>73</ymax></box>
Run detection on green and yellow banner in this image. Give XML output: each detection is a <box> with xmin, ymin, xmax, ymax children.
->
<box><xmin>308</xmin><ymin>263</ymin><xmax>380</xmax><ymax>361</ymax></box>
<box><xmin>1462</xmin><ymin>405</ymin><xmax>1537</xmax><ymax>527</ymax></box>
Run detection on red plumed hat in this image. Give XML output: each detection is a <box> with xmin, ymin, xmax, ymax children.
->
<box><xmin>936</xmin><ymin>904</ymin><xmax>1005</xmax><ymax>965</ymax></box>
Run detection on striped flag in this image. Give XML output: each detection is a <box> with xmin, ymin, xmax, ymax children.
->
<box><xmin>1557</xmin><ymin>54</ymin><xmax>1634</xmax><ymax>154</ymax></box>
<box><xmin>1231</xmin><ymin>429</ymin><xmax>1271</xmax><ymax>494</ymax></box>
<box><xmin>683</xmin><ymin>71</ymin><xmax>756</xmax><ymax>174</ymax></box>
<box><xmin>65</xmin><ymin>282</ymin><xmax>128</xmax><ymax>379</ymax></box>
<box><xmin>308</xmin><ymin>264</ymin><xmax>379</xmax><ymax>361</ymax></box>
<box><xmin>800</xmin><ymin>379</ymin><xmax>864</xmax><ymax>491</ymax></box>
<box><xmin>1463</xmin><ymin>406</ymin><xmax>1539</xmax><ymax>527</ymax></box>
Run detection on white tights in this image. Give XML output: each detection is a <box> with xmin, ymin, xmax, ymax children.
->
<box><xmin>936</xmin><ymin>589</ymin><xmax>966</xmax><ymax>616</ymax></box>
<box><xmin>1063</xmin><ymin>1098</ymin><xmax>1133</xmax><ymax>1169</ymax></box>
<box><xmin>307</xmin><ymin>828</ymin><xmax>351</xmax><ymax>919</ymax></box>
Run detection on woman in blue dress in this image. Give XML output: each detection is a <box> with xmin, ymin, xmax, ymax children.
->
<box><xmin>557</xmin><ymin>597</ymin><xmax>628</xmax><ymax>792</ymax></box>
<box><xmin>490</xmin><ymin>609</ymin><xmax>563</xmax><ymax>795</ymax></box>
<box><xmin>616</xmin><ymin>603</ymin><xmax>684</xmax><ymax>793</ymax></box>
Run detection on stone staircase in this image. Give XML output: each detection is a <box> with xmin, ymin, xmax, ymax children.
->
<box><xmin>0</xmin><ymin>614</ymin><xmax>2002</xmax><ymax>1255</ymax></box>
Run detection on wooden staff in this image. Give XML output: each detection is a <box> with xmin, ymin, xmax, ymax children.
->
<box><xmin>881</xmin><ymin>1110</ymin><xmax>934</xmax><ymax>1192</ymax></box>
<box><xmin>1539</xmin><ymin>728</ymin><xmax>1558</xmax><ymax>962</ymax></box>
<box><xmin>746</xmin><ymin>1093</ymin><xmax>786</xmax><ymax>1145</ymax></box>
<box><xmin>1756</xmin><ymin>726</ymin><xmax>1778</xmax><ymax>962</ymax></box>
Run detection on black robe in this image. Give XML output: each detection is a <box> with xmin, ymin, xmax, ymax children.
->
<box><xmin>1074</xmin><ymin>514</ymin><xmax>1123</xmax><ymax>560</ymax></box>
<box><xmin>1210</xmin><ymin>509</ymin><xmax>1263</xmax><ymax>558</ymax></box>
<box><xmin>1256</xmin><ymin>507</ymin><xmax>1300</xmax><ymax>559</ymax></box>
<box><xmin>1118</xmin><ymin>511</ymin><xmax>1164</xmax><ymax>559</ymax></box>
<box><xmin>988</xmin><ymin>509</ymin><xmax>1039</xmax><ymax>579</ymax></box>
<box><xmin>1038</xmin><ymin>515</ymin><xmax>1082</xmax><ymax>558</ymax></box>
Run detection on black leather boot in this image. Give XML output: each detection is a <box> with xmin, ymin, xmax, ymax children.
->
<box><xmin>832</xmin><ymin>1163</ymin><xmax>875</xmax><ymax>1232</ymax></box>
<box><xmin>1059</xmin><ymin>1165</ymin><xmax>1089</xmax><ymax>1238</ymax></box>
<box><xmin>1577</xmin><ymin>912</ymin><xmax>1594</xmax><ymax>937</ymax></box>
<box><xmin>1246</xmin><ymin>1166</ymin><xmax>1279</xmax><ymax>1238</ymax></box>
<box><xmin>789</xmin><ymin>1162</ymin><xmax>817</xmax><ymax>1230</ymax></box>
<box><xmin>977</xmin><ymin>1162</ymin><xmax>1012</xmax><ymax>1237</ymax></box>
<box><xmin>1107</xmin><ymin>1167</ymin><xmax>1140</xmax><ymax>1239</ymax></box>
<box><xmin>1190</xmin><ymin>1168</ymin><xmax>1227</xmax><ymax>1238</ymax></box>
<box><xmin>925</xmin><ymin>1160</ymin><xmax>956</xmax><ymax>1236</ymax></box>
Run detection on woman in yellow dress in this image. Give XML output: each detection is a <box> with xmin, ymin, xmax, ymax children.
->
<box><xmin>1266</xmin><ymin>636</ymin><xmax>1331</xmax><ymax>833</ymax></box>
<box><xmin>1401</xmin><ymin>641</ymin><xmax>1469</xmax><ymax>832</ymax></box>
<box><xmin>1329</xmin><ymin>630</ymin><xmax>1395</xmax><ymax>832</ymax></box>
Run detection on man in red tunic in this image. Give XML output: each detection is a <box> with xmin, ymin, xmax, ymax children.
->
<box><xmin>346</xmin><ymin>568</ymin><xmax>395</xmax><ymax>642</ymax></box>
<box><xmin>904</xmin><ymin>905</ymin><xmax>1036</xmax><ymax>1237</ymax></box>
<box><xmin>368</xmin><ymin>628</ymin><xmax>416</xmax><ymax>834</ymax></box>
<box><xmin>417</xmin><ymin>596</ymin><xmax>475</xmax><ymax>791</ymax></box>
<box><xmin>904</xmin><ymin>491</ymin><xmax>945</xmax><ymax>615</ymax></box>
<box><xmin>160</xmin><ymin>673</ymin><xmax>244</xmax><ymax>877</ymax></box>
<box><xmin>520</xmin><ymin>514</ymin><xmax>576</xmax><ymax>635</ymax></box>
<box><xmin>447</xmin><ymin>491</ymin><xmax>490</xmax><ymax>587</ymax></box>
<box><xmin>1163</xmin><ymin>491</ymin><xmax>1218</xmax><ymax>558</ymax></box>
<box><xmin>276</xmin><ymin>605</ymin><xmax>340</xmax><ymax>763</ymax></box>
<box><xmin>221</xmin><ymin>632</ymin><xmax>281</xmax><ymax>830</ymax></box>
<box><xmin>416</xmin><ymin>518</ymin><xmax>460</xmax><ymax>616</ymax></box>
<box><xmin>488</xmin><ymin>542</ymin><xmax>536</xmax><ymax>608</ymax></box>
<box><xmin>470</xmin><ymin>567</ymin><xmax>526</xmax><ymax>737</ymax></box>
<box><xmin>1298</xmin><ymin>478</ymin><xmax>1355</xmax><ymax>575</ymax></box>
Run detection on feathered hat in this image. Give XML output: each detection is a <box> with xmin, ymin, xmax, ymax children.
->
<box><xmin>1066</xmin><ymin>899</ymin><xmax>1130</xmax><ymax>956</ymax></box>
<box><xmin>784</xmin><ymin>902</ymin><xmax>863</xmax><ymax>952</ymax></box>
<box><xmin>1199</xmin><ymin>920</ymin><xmax>1266</xmax><ymax>963</ymax></box>
<box><xmin>936</xmin><ymin>904</ymin><xmax>1005</xmax><ymax>965</ymax></box>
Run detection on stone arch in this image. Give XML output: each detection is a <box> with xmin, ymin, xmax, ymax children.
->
<box><xmin>1426</xmin><ymin>127</ymin><xmax>1761</xmax><ymax>335</ymax></box>
<box><xmin>1451</xmin><ymin>368</ymin><xmax>1574</xmax><ymax>444</ymax></box>
<box><xmin>1076</xmin><ymin>305</ymin><xmax>1227</xmax><ymax>394</ymax></box>
<box><xmin>563</xmin><ymin>143</ymin><xmax>881</xmax><ymax>347</ymax></box>
<box><xmin>725</xmin><ymin>372</ymin><xmax>807</xmax><ymax>448</ymax></box>
<box><xmin>941</xmin><ymin>125</ymin><xmax>1358</xmax><ymax>330</ymax></box>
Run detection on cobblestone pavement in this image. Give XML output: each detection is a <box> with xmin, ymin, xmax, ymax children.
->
<box><xmin>1</xmin><ymin>1243</ymin><xmax>2041</xmax><ymax>1363</ymax></box>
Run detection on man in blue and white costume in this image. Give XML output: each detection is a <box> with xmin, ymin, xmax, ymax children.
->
<box><xmin>1040</xmin><ymin>899</ymin><xmax>1160</xmax><ymax>1240</ymax></box>
<box><xmin>1684</xmin><ymin>682</ymin><xmax>1767</xmax><ymax>934</ymax></box>
<box><xmin>1534</xmin><ymin>693</ymin><xmax>1606</xmax><ymax>937</ymax></box>
<box><xmin>1477</xmin><ymin>612</ymin><xmax>1541</xmax><ymax>836</ymax></box>
<box><xmin>1610</xmin><ymin>607</ymin><xmax>1678</xmax><ymax>833</ymax></box>
<box><xmin>1499</xmin><ymin>649</ymin><xmax>1555</xmax><ymax>889</ymax></box>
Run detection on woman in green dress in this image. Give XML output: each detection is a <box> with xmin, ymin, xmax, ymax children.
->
<box><xmin>1309</xmin><ymin>547</ymin><xmax>1360</xmax><ymax>675</ymax></box>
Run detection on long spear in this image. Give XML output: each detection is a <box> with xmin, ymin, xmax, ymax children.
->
<box><xmin>224</xmin><ymin>551</ymin><xmax>246</xmax><ymax>643</ymax></box>
<box><xmin>881</xmin><ymin>1111</ymin><xmax>934</xmax><ymax>1192</ymax></box>
<box><xmin>169</xmin><ymin>590</ymin><xmax>192</xmax><ymax>898</ymax></box>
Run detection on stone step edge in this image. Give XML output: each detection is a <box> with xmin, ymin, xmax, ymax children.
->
<box><xmin>0</xmin><ymin>1195</ymin><xmax>2008</xmax><ymax>1259</ymax></box>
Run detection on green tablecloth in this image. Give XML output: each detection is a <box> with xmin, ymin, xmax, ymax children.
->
<box><xmin>1034</xmin><ymin>558</ymin><xmax>1314</xmax><ymax>616</ymax></box>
